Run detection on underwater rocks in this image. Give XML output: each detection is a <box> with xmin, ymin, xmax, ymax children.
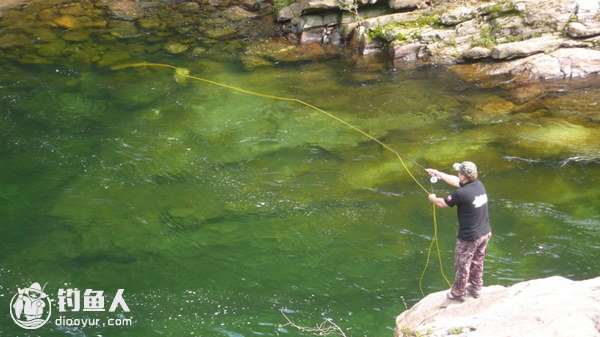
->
<box><xmin>0</xmin><ymin>0</ymin><xmax>271</xmax><ymax>69</ymax></box>
<box><xmin>242</xmin><ymin>38</ymin><xmax>341</xmax><ymax>70</ymax></box>
<box><xmin>164</xmin><ymin>41</ymin><xmax>190</xmax><ymax>54</ymax></box>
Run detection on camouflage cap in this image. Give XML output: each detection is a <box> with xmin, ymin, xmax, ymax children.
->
<box><xmin>453</xmin><ymin>161</ymin><xmax>478</xmax><ymax>180</ymax></box>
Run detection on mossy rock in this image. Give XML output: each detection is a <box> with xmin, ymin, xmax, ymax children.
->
<box><xmin>58</xmin><ymin>3</ymin><xmax>88</xmax><ymax>16</ymax></box>
<box><xmin>37</xmin><ymin>8</ymin><xmax>56</xmax><ymax>22</ymax></box>
<box><xmin>191</xmin><ymin>46</ymin><xmax>207</xmax><ymax>57</ymax></box>
<box><xmin>62</xmin><ymin>31</ymin><xmax>91</xmax><ymax>42</ymax></box>
<box><xmin>0</xmin><ymin>33</ymin><xmax>31</xmax><ymax>48</ymax></box>
<box><xmin>96</xmin><ymin>49</ymin><xmax>132</xmax><ymax>67</ymax></box>
<box><xmin>164</xmin><ymin>41</ymin><xmax>189</xmax><ymax>54</ymax></box>
<box><xmin>29</xmin><ymin>28</ymin><xmax>58</xmax><ymax>42</ymax></box>
<box><xmin>137</xmin><ymin>17</ymin><xmax>162</xmax><ymax>30</ymax></box>
<box><xmin>53</xmin><ymin>15</ymin><xmax>80</xmax><ymax>29</ymax></box>
<box><xmin>108</xmin><ymin>20</ymin><xmax>139</xmax><ymax>39</ymax></box>
<box><xmin>36</xmin><ymin>40</ymin><xmax>68</xmax><ymax>57</ymax></box>
<box><xmin>204</xmin><ymin>26</ymin><xmax>237</xmax><ymax>40</ymax></box>
<box><xmin>240</xmin><ymin>55</ymin><xmax>274</xmax><ymax>71</ymax></box>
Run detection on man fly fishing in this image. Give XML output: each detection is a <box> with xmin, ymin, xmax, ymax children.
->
<box><xmin>425</xmin><ymin>161</ymin><xmax>492</xmax><ymax>301</ymax></box>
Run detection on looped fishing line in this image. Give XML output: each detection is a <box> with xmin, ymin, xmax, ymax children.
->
<box><xmin>112</xmin><ymin>62</ymin><xmax>451</xmax><ymax>296</ymax></box>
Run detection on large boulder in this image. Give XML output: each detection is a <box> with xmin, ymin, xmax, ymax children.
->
<box><xmin>492</xmin><ymin>47</ymin><xmax>600</xmax><ymax>80</ymax></box>
<box><xmin>388</xmin><ymin>0</ymin><xmax>424</xmax><ymax>10</ymax></box>
<box><xmin>395</xmin><ymin>276</ymin><xmax>600</xmax><ymax>337</ymax></box>
<box><xmin>299</xmin><ymin>0</ymin><xmax>353</xmax><ymax>13</ymax></box>
<box><xmin>566</xmin><ymin>21</ymin><xmax>600</xmax><ymax>38</ymax></box>
<box><xmin>276</xmin><ymin>2</ymin><xmax>303</xmax><ymax>22</ymax></box>
<box><xmin>440</xmin><ymin>6</ymin><xmax>475</xmax><ymax>26</ymax></box>
<box><xmin>491</xmin><ymin>35</ymin><xmax>563</xmax><ymax>59</ymax></box>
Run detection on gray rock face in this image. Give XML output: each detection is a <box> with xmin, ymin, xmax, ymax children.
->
<box><xmin>222</xmin><ymin>6</ymin><xmax>259</xmax><ymax>20</ymax></box>
<box><xmin>395</xmin><ymin>276</ymin><xmax>600</xmax><ymax>337</ymax></box>
<box><xmin>462</xmin><ymin>47</ymin><xmax>492</xmax><ymax>60</ymax></box>
<box><xmin>275</xmin><ymin>0</ymin><xmax>600</xmax><ymax>82</ymax></box>
<box><xmin>388</xmin><ymin>42</ymin><xmax>424</xmax><ymax>61</ymax></box>
<box><xmin>492</xmin><ymin>47</ymin><xmax>600</xmax><ymax>80</ymax></box>
<box><xmin>566</xmin><ymin>21</ymin><xmax>600</xmax><ymax>38</ymax></box>
<box><xmin>276</xmin><ymin>3</ymin><xmax>303</xmax><ymax>22</ymax></box>
<box><xmin>440</xmin><ymin>6</ymin><xmax>475</xmax><ymax>26</ymax></box>
<box><xmin>388</xmin><ymin>0</ymin><xmax>422</xmax><ymax>10</ymax></box>
<box><xmin>491</xmin><ymin>35</ymin><xmax>563</xmax><ymax>59</ymax></box>
<box><xmin>299</xmin><ymin>0</ymin><xmax>353</xmax><ymax>13</ymax></box>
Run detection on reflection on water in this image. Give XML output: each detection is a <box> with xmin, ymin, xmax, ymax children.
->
<box><xmin>1</xmin><ymin>1</ymin><xmax>599</xmax><ymax>336</ymax></box>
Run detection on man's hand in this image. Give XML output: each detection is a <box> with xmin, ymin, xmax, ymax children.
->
<box><xmin>425</xmin><ymin>168</ymin><xmax>440</xmax><ymax>178</ymax></box>
<box><xmin>428</xmin><ymin>193</ymin><xmax>448</xmax><ymax>208</ymax></box>
<box><xmin>425</xmin><ymin>167</ymin><xmax>461</xmax><ymax>188</ymax></box>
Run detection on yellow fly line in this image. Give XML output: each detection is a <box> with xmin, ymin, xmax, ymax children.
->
<box><xmin>111</xmin><ymin>61</ymin><xmax>451</xmax><ymax>296</ymax></box>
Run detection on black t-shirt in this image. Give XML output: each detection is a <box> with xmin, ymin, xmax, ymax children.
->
<box><xmin>443</xmin><ymin>179</ymin><xmax>491</xmax><ymax>241</ymax></box>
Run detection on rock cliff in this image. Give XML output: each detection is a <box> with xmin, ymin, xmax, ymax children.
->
<box><xmin>276</xmin><ymin>0</ymin><xmax>600</xmax><ymax>82</ymax></box>
<box><xmin>394</xmin><ymin>276</ymin><xmax>600</xmax><ymax>337</ymax></box>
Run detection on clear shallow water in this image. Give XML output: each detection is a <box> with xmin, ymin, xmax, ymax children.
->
<box><xmin>1</xmin><ymin>2</ymin><xmax>600</xmax><ymax>337</ymax></box>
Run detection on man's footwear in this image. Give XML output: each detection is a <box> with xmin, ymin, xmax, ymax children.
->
<box><xmin>468</xmin><ymin>290</ymin><xmax>480</xmax><ymax>298</ymax></box>
<box><xmin>467</xmin><ymin>286</ymin><xmax>480</xmax><ymax>298</ymax></box>
<box><xmin>446</xmin><ymin>292</ymin><xmax>465</xmax><ymax>302</ymax></box>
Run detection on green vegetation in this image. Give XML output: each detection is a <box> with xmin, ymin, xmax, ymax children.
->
<box><xmin>470</xmin><ymin>22</ymin><xmax>497</xmax><ymax>49</ymax></box>
<box><xmin>368</xmin><ymin>13</ymin><xmax>442</xmax><ymax>42</ymax></box>
<box><xmin>273</xmin><ymin>0</ymin><xmax>295</xmax><ymax>10</ymax></box>
<box><xmin>448</xmin><ymin>327</ymin><xmax>464</xmax><ymax>335</ymax></box>
<box><xmin>399</xmin><ymin>326</ymin><xmax>432</xmax><ymax>337</ymax></box>
<box><xmin>337</xmin><ymin>0</ymin><xmax>363</xmax><ymax>24</ymax></box>
<box><xmin>482</xmin><ymin>1</ymin><xmax>520</xmax><ymax>18</ymax></box>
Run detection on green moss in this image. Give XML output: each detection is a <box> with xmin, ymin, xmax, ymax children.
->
<box><xmin>273</xmin><ymin>0</ymin><xmax>295</xmax><ymax>11</ymax></box>
<box><xmin>483</xmin><ymin>1</ymin><xmax>520</xmax><ymax>18</ymax></box>
<box><xmin>396</xmin><ymin>32</ymin><xmax>408</xmax><ymax>42</ymax></box>
<box><xmin>399</xmin><ymin>326</ymin><xmax>431</xmax><ymax>337</ymax></box>
<box><xmin>412</xmin><ymin>13</ymin><xmax>443</xmax><ymax>28</ymax></box>
<box><xmin>447</xmin><ymin>35</ymin><xmax>458</xmax><ymax>47</ymax></box>
<box><xmin>448</xmin><ymin>327</ymin><xmax>464</xmax><ymax>335</ymax></box>
<box><xmin>368</xmin><ymin>13</ymin><xmax>442</xmax><ymax>42</ymax></box>
<box><xmin>470</xmin><ymin>23</ymin><xmax>497</xmax><ymax>49</ymax></box>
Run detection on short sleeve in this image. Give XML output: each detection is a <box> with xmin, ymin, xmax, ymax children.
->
<box><xmin>444</xmin><ymin>190</ymin><xmax>460</xmax><ymax>207</ymax></box>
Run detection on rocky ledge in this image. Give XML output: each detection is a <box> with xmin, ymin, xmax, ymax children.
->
<box><xmin>276</xmin><ymin>0</ymin><xmax>600</xmax><ymax>83</ymax></box>
<box><xmin>394</xmin><ymin>276</ymin><xmax>600</xmax><ymax>337</ymax></box>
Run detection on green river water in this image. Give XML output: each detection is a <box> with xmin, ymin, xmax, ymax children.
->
<box><xmin>1</xmin><ymin>1</ymin><xmax>599</xmax><ymax>336</ymax></box>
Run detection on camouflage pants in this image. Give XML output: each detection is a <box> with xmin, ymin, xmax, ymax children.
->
<box><xmin>451</xmin><ymin>232</ymin><xmax>492</xmax><ymax>298</ymax></box>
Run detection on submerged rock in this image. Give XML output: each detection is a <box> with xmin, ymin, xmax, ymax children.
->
<box><xmin>108</xmin><ymin>20</ymin><xmax>139</xmax><ymax>39</ymax></box>
<box><xmin>53</xmin><ymin>15</ymin><xmax>79</xmax><ymax>29</ymax></box>
<box><xmin>395</xmin><ymin>276</ymin><xmax>600</xmax><ymax>337</ymax></box>
<box><xmin>137</xmin><ymin>17</ymin><xmax>162</xmax><ymax>30</ymax></box>
<box><xmin>240</xmin><ymin>54</ymin><xmax>274</xmax><ymax>70</ymax></box>
<box><xmin>204</xmin><ymin>26</ymin><xmax>238</xmax><ymax>40</ymax></box>
<box><xmin>222</xmin><ymin>6</ymin><xmax>259</xmax><ymax>20</ymax></box>
<box><xmin>164</xmin><ymin>41</ymin><xmax>189</xmax><ymax>54</ymax></box>
<box><xmin>245</xmin><ymin>38</ymin><xmax>340</xmax><ymax>63</ymax></box>
<box><xmin>62</xmin><ymin>31</ymin><xmax>90</xmax><ymax>42</ymax></box>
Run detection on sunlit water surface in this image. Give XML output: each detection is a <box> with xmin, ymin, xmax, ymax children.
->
<box><xmin>1</xmin><ymin>2</ymin><xmax>599</xmax><ymax>336</ymax></box>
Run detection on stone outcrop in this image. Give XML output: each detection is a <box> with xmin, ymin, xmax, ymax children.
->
<box><xmin>276</xmin><ymin>0</ymin><xmax>600</xmax><ymax>82</ymax></box>
<box><xmin>395</xmin><ymin>276</ymin><xmax>600</xmax><ymax>337</ymax></box>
